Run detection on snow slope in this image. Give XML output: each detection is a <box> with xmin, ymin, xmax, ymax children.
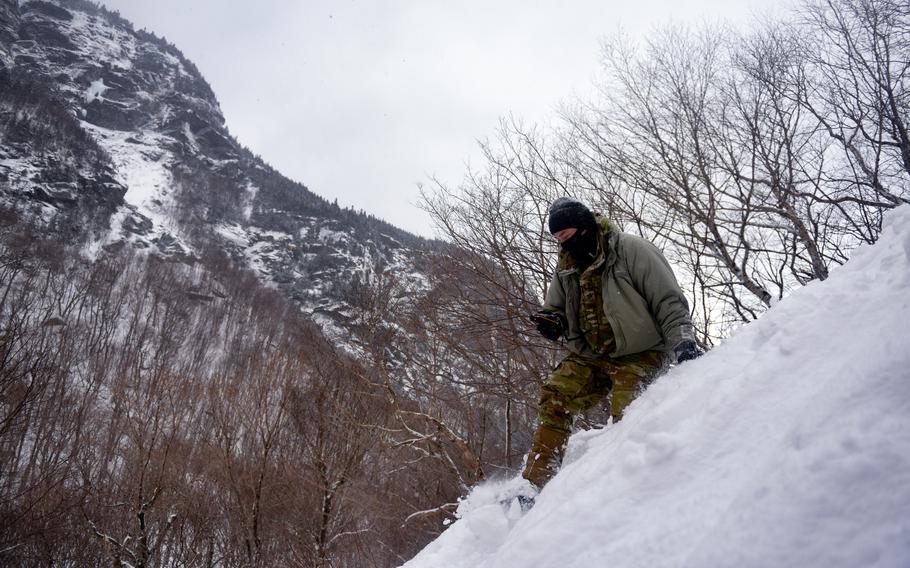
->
<box><xmin>405</xmin><ymin>205</ymin><xmax>910</xmax><ymax>568</ymax></box>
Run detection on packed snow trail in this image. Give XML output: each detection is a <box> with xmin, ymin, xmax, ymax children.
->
<box><xmin>404</xmin><ymin>206</ymin><xmax>910</xmax><ymax>568</ymax></box>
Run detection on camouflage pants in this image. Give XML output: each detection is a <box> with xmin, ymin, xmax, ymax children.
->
<box><xmin>523</xmin><ymin>350</ymin><xmax>667</xmax><ymax>488</ymax></box>
<box><xmin>540</xmin><ymin>350</ymin><xmax>668</xmax><ymax>433</ymax></box>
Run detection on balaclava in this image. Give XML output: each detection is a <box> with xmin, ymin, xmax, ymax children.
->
<box><xmin>548</xmin><ymin>197</ymin><xmax>599</xmax><ymax>264</ymax></box>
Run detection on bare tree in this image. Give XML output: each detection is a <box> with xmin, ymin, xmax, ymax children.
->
<box><xmin>799</xmin><ymin>0</ymin><xmax>910</xmax><ymax>229</ymax></box>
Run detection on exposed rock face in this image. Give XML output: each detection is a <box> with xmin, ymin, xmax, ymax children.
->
<box><xmin>0</xmin><ymin>0</ymin><xmax>127</xmax><ymax>241</ymax></box>
<box><xmin>0</xmin><ymin>0</ymin><xmax>18</xmax><ymax>69</ymax></box>
<box><xmin>0</xmin><ymin>0</ymin><xmax>432</xmax><ymax>331</ymax></box>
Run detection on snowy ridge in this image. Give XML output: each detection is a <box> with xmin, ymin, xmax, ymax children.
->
<box><xmin>405</xmin><ymin>205</ymin><xmax>910</xmax><ymax>568</ymax></box>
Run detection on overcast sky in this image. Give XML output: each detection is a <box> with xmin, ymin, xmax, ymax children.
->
<box><xmin>98</xmin><ymin>0</ymin><xmax>786</xmax><ymax>238</ymax></box>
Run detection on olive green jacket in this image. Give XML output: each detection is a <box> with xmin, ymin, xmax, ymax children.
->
<box><xmin>543</xmin><ymin>218</ymin><xmax>694</xmax><ymax>358</ymax></box>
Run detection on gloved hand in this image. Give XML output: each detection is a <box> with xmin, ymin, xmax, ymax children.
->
<box><xmin>673</xmin><ymin>339</ymin><xmax>701</xmax><ymax>364</ymax></box>
<box><xmin>530</xmin><ymin>311</ymin><xmax>565</xmax><ymax>342</ymax></box>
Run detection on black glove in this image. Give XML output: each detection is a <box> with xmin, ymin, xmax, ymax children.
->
<box><xmin>530</xmin><ymin>311</ymin><xmax>565</xmax><ymax>342</ymax></box>
<box><xmin>673</xmin><ymin>339</ymin><xmax>701</xmax><ymax>364</ymax></box>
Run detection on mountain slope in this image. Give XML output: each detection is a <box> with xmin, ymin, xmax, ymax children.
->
<box><xmin>1</xmin><ymin>3</ymin><xmax>490</xmax><ymax>564</ymax></box>
<box><xmin>0</xmin><ymin>0</ymin><xmax>432</xmax><ymax>328</ymax></box>
<box><xmin>0</xmin><ymin>0</ymin><xmax>478</xmax><ymax>566</ymax></box>
<box><xmin>405</xmin><ymin>204</ymin><xmax>910</xmax><ymax>568</ymax></box>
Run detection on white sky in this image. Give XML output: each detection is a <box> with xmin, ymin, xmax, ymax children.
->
<box><xmin>98</xmin><ymin>0</ymin><xmax>788</xmax><ymax>238</ymax></box>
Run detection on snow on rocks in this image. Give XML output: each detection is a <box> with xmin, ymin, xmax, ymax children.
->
<box><xmin>84</xmin><ymin>78</ymin><xmax>109</xmax><ymax>104</ymax></box>
<box><xmin>404</xmin><ymin>205</ymin><xmax>910</xmax><ymax>568</ymax></box>
<box><xmin>78</xmin><ymin>121</ymin><xmax>192</xmax><ymax>256</ymax></box>
<box><xmin>82</xmin><ymin>124</ymin><xmax>173</xmax><ymax>210</ymax></box>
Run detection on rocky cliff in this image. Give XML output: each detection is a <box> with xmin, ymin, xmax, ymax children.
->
<box><xmin>0</xmin><ymin>0</ymin><xmax>432</xmax><ymax>332</ymax></box>
<box><xmin>0</xmin><ymin>0</ymin><xmax>16</xmax><ymax>68</ymax></box>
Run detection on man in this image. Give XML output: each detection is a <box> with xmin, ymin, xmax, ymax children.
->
<box><xmin>523</xmin><ymin>197</ymin><xmax>699</xmax><ymax>490</ymax></box>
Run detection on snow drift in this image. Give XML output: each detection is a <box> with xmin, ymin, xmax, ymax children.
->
<box><xmin>405</xmin><ymin>206</ymin><xmax>910</xmax><ymax>568</ymax></box>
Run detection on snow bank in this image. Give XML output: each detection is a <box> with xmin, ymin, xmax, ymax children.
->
<box><xmin>404</xmin><ymin>205</ymin><xmax>910</xmax><ymax>568</ymax></box>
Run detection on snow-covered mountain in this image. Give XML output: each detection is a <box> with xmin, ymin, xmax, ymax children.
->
<box><xmin>405</xmin><ymin>205</ymin><xmax>910</xmax><ymax>568</ymax></box>
<box><xmin>0</xmin><ymin>0</ymin><xmax>432</xmax><ymax>329</ymax></box>
<box><xmin>2</xmin><ymin>3</ymin><xmax>472</xmax><ymax>563</ymax></box>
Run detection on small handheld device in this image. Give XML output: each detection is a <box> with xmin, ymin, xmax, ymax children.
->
<box><xmin>528</xmin><ymin>312</ymin><xmax>562</xmax><ymax>326</ymax></box>
<box><xmin>529</xmin><ymin>311</ymin><xmax>566</xmax><ymax>342</ymax></box>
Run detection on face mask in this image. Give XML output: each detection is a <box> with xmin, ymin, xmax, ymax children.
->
<box><xmin>561</xmin><ymin>228</ymin><xmax>598</xmax><ymax>262</ymax></box>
